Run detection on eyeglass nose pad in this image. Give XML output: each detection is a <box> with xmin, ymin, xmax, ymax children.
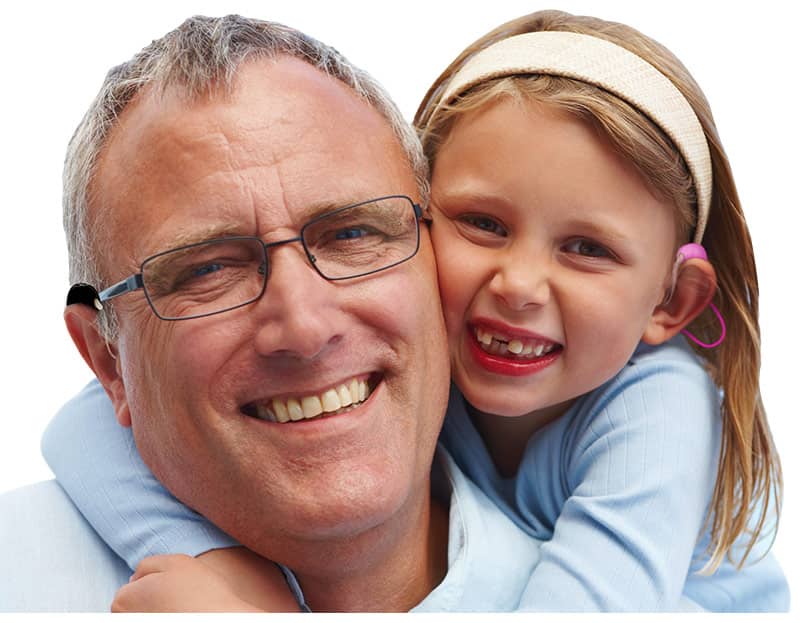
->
<box><xmin>258</xmin><ymin>262</ymin><xmax>267</xmax><ymax>276</ymax></box>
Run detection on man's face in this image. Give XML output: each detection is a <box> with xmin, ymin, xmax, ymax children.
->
<box><xmin>92</xmin><ymin>57</ymin><xmax>449</xmax><ymax>564</ymax></box>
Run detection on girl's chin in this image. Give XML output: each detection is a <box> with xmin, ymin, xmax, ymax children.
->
<box><xmin>457</xmin><ymin>382</ymin><xmax>539</xmax><ymax>418</ymax></box>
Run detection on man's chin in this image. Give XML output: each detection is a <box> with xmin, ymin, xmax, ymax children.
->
<box><xmin>216</xmin><ymin>464</ymin><xmax>427</xmax><ymax>572</ymax></box>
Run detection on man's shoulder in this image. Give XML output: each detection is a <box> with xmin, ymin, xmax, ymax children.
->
<box><xmin>0</xmin><ymin>480</ymin><xmax>129</xmax><ymax>612</ymax></box>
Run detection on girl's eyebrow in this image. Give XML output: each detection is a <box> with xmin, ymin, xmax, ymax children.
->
<box><xmin>563</xmin><ymin>218</ymin><xmax>630</xmax><ymax>243</ymax></box>
<box><xmin>431</xmin><ymin>189</ymin><xmax>515</xmax><ymax>210</ymax></box>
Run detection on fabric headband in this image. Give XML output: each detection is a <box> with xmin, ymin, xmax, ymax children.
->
<box><xmin>430</xmin><ymin>31</ymin><xmax>712</xmax><ymax>244</ymax></box>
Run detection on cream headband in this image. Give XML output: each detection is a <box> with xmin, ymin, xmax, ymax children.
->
<box><xmin>430</xmin><ymin>31</ymin><xmax>712</xmax><ymax>243</ymax></box>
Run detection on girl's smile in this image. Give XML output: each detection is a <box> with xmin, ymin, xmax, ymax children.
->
<box><xmin>468</xmin><ymin>319</ymin><xmax>562</xmax><ymax>377</ymax></box>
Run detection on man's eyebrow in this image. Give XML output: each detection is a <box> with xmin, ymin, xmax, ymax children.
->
<box><xmin>152</xmin><ymin>197</ymin><xmax>382</xmax><ymax>253</ymax></box>
<box><xmin>298</xmin><ymin>197</ymin><xmax>377</xmax><ymax>222</ymax></box>
<box><xmin>159</xmin><ymin>224</ymin><xmax>248</xmax><ymax>251</ymax></box>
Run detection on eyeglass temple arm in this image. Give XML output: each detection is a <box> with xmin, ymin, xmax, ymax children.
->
<box><xmin>66</xmin><ymin>274</ymin><xmax>144</xmax><ymax>309</ymax></box>
<box><xmin>414</xmin><ymin>203</ymin><xmax>433</xmax><ymax>225</ymax></box>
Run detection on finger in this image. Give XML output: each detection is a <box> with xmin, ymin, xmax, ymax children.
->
<box><xmin>112</xmin><ymin>576</ymin><xmax>149</xmax><ymax>612</ymax></box>
<box><xmin>130</xmin><ymin>553</ymin><xmax>194</xmax><ymax>582</ymax></box>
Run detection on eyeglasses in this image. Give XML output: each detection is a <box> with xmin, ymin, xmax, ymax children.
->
<box><xmin>67</xmin><ymin>195</ymin><xmax>427</xmax><ymax>321</ymax></box>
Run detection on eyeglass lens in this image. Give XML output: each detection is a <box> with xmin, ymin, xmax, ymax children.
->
<box><xmin>141</xmin><ymin>196</ymin><xmax>419</xmax><ymax>319</ymax></box>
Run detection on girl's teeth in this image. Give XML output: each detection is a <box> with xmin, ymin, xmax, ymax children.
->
<box><xmin>474</xmin><ymin>327</ymin><xmax>556</xmax><ymax>360</ymax></box>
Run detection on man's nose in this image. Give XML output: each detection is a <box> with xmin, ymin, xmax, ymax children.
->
<box><xmin>251</xmin><ymin>243</ymin><xmax>342</xmax><ymax>360</ymax></box>
<box><xmin>488</xmin><ymin>247</ymin><xmax>551</xmax><ymax>311</ymax></box>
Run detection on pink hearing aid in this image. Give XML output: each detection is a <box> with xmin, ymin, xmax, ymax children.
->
<box><xmin>677</xmin><ymin>243</ymin><xmax>707</xmax><ymax>262</ymax></box>
<box><xmin>676</xmin><ymin>243</ymin><xmax>726</xmax><ymax>348</ymax></box>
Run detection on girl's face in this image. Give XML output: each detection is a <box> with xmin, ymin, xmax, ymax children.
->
<box><xmin>430</xmin><ymin>98</ymin><xmax>678</xmax><ymax>421</ymax></box>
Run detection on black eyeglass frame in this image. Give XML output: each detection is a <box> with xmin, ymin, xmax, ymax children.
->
<box><xmin>67</xmin><ymin>195</ymin><xmax>429</xmax><ymax>321</ymax></box>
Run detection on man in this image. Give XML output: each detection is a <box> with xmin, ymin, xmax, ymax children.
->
<box><xmin>0</xmin><ymin>15</ymin><xmax>539</xmax><ymax>611</ymax></box>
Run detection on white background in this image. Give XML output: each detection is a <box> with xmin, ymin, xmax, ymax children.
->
<box><xmin>0</xmin><ymin>0</ymin><xmax>796</xmax><ymax>608</ymax></box>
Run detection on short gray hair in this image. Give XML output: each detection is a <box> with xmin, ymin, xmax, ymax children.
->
<box><xmin>64</xmin><ymin>14</ymin><xmax>429</xmax><ymax>338</ymax></box>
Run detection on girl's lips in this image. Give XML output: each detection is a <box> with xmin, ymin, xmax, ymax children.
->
<box><xmin>466</xmin><ymin>329</ymin><xmax>561</xmax><ymax>377</ymax></box>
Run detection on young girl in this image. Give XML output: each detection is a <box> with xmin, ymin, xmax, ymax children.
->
<box><xmin>43</xmin><ymin>10</ymin><xmax>786</xmax><ymax>611</ymax></box>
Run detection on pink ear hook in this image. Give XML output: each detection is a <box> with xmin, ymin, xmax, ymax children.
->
<box><xmin>675</xmin><ymin>243</ymin><xmax>726</xmax><ymax>348</ymax></box>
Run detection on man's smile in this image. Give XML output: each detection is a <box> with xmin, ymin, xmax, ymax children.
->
<box><xmin>241</xmin><ymin>375</ymin><xmax>376</xmax><ymax>423</ymax></box>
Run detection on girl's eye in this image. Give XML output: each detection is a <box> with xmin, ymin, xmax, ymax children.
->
<box><xmin>563</xmin><ymin>239</ymin><xmax>613</xmax><ymax>259</ymax></box>
<box><xmin>459</xmin><ymin>214</ymin><xmax>508</xmax><ymax>236</ymax></box>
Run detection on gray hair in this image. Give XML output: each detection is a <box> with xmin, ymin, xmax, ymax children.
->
<box><xmin>64</xmin><ymin>14</ymin><xmax>429</xmax><ymax>339</ymax></box>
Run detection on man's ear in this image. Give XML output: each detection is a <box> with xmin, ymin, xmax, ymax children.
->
<box><xmin>642</xmin><ymin>258</ymin><xmax>717</xmax><ymax>346</ymax></box>
<box><xmin>64</xmin><ymin>305</ymin><xmax>132</xmax><ymax>428</ymax></box>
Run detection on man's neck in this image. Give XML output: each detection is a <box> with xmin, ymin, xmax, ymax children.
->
<box><xmin>293</xmin><ymin>484</ymin><xmax>450</xmax><ymax>612</ymax></box>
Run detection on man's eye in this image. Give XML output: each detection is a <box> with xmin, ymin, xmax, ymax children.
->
<box><xmin>563</xmin><ymin>239</ymin><xmax>612</xmax><ymax>258</ymax></box>
<box><xmin>334</xmin><ymin>227</ymin><xmax>372</xmax><ymax>240</ymax></box>
<box><xmin>191</xmin><ymin>262</ymin><xmax>225</xmax><ymax>277</ymax></box>
<box><xmin>460</xmin><ymin>215</ymin><xmax>507</xmax><ymax>236</ymax></box>
<box><xmin>177</xmin><ymin>258</ymin><xmax>248</xmax><ymax>288</ymax></box>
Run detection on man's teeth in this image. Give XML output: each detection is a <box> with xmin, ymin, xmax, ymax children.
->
<box><xmin>253</xmin><ymin>378</ymin><xmax>370</xmax><ymax>423</ymax></box>
<box><xmin>475</xmin><ymin>327</ymin><xmax>557</xmax><ymax>358</ymax></box>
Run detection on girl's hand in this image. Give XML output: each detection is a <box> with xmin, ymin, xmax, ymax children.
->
<box><xmin>112</xmin><ymin>553</ymin><xmax>260</xmax><ymax>612</ymax></box>
<box><xmin>111</xmin><ymin>549</ymin><xmax>299</xmax><ymax>612</ymax></box>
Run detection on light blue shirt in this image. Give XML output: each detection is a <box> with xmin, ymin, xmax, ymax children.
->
<box><xmin>0</xmin><ymin>449</ymin><xmax>540</xmax><ymax>612</ymax></box>
<box><xmin>0</xmin><ymin>480</ymin><xmax>130</xmax><ymax>611</ymax></box>
<box><xmin>440</xmin><ymin>336</ymin><xmax>789</xmax><ymax>611</ymax></box>
<box><xmin>30</xmin><ymin>337</ymin><xmax>789</xmax><ymax>611</ymax></box>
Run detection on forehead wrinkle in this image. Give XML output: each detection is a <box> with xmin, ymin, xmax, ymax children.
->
<box><xmin>252</xmin><ymin>138</ymin><xmax>375</xmax><ymax>236</ymax></box>
<box><xmin>253</xmin><ymin>139</ymin><xmax>290</xmax><ymax>237</ymax></box>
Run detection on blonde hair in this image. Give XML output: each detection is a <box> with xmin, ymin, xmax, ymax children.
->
<box><xmin>415</xmin><ymin>9</ymin><xmax>781</xmax><ymax>572</ymax></box>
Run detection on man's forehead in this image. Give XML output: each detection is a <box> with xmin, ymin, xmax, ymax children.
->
<box><xmin>91</xmin><ymin>54</ymin><xmax>416</xmax><ymax>261</ymax></box>
<box><xmin>102</xmin><ymin>56</ymin><xmax>384</xmax><ymax>159</ymax></box>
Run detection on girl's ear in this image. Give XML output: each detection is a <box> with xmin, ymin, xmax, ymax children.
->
<box><xmin>64</xmin><ymin>305</ymin><xmax>132</xmax><ymax>428</ymax></box>
<box><xmin>642</xmin><ymin>258</ymin><xmax>717</xmax><ymax>345</ymax></box>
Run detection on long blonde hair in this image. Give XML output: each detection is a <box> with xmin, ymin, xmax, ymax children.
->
<box><xmin>415</xmin><ymin>9</ymin><xmax>781</xmax><ymax>571</ymax></box>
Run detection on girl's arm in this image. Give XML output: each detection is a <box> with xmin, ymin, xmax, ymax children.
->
<box><xmin>516</xmin><ymin>346</ymin><xmax>721</xmax><ymax>611</ymax></box>
<box><xmin>40</xmin><ymin>379</ymin><xmax>239</xmax><ymax>568</ymax></box>
<box><xmin>41</xmin><ymin>380</ymin><xmax>305</xmax><ymax>612</ymax></box>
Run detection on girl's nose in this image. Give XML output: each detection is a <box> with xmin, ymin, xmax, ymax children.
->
<box><xmin>488</xmin><ymin>253</ymin><xmax>551</xmax><ymax>311</ymax></box>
